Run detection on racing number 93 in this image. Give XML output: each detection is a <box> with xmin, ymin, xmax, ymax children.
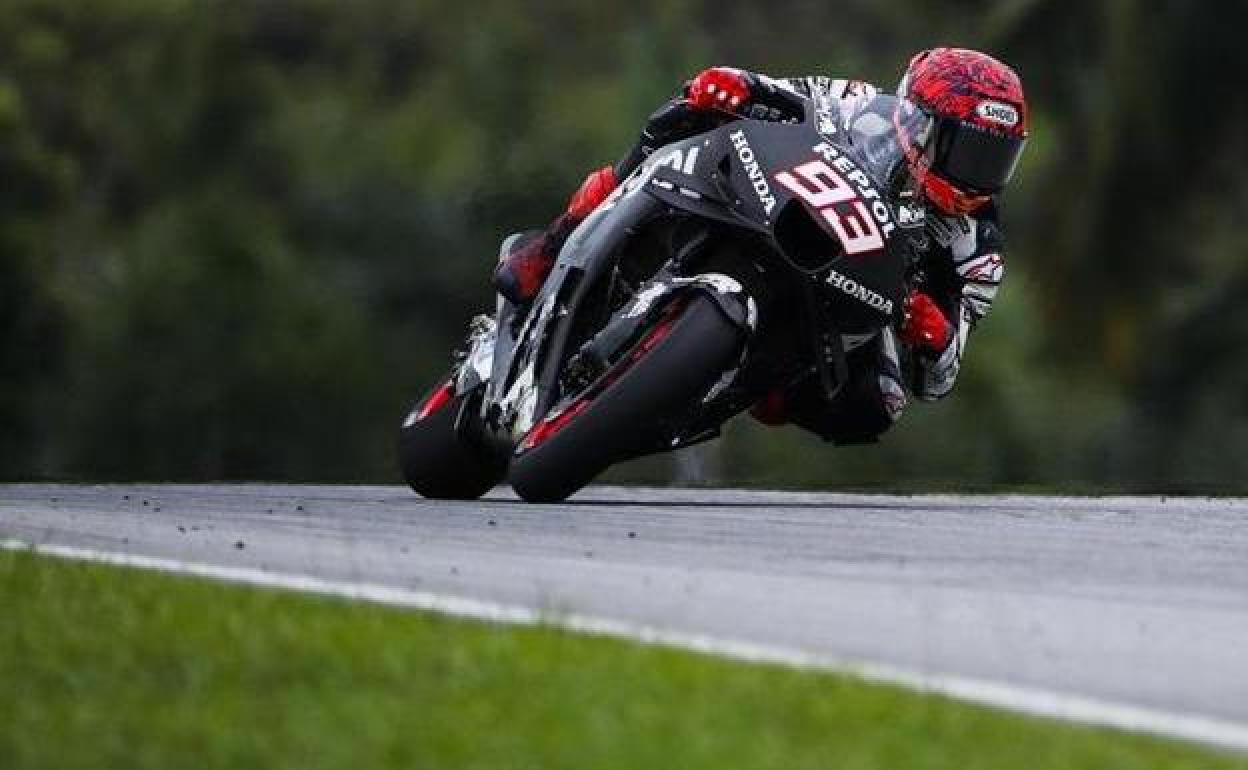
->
<box><xmin>775</xmin><ymin>160</ymin><xmax>885</xmax><ymax>256</ymax></box>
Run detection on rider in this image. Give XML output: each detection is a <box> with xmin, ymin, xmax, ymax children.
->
<box><xmin>493</xmin><ymin>48</ymin><xmax>1028</xmax><ymax>444</ymax></box>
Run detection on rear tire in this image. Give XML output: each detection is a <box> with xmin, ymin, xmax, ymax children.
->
<box><xmin>509</xmin><ymin>296</ymin><xmax>743</xmax><ymax>503</ymax></box>
<box><xmin>398</xmin><ymin>382</ymin><xmax>506</xmax><ymax>500</ymax></box>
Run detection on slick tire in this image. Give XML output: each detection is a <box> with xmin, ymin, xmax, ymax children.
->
<box><xmin>398</xmin><ymin>383</ymin><xmax>506</xmax><ymax>500</ymax></box>
<box><xmin>509</xmin><ymin>295</ymin><xmax>743</xmax><ymax>503</ymax></box>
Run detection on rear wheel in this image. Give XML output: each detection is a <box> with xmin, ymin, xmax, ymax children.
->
<box><xmin>398</xmin><ymin>380</ymin><xmax>506</xmax><ymax>500</ymax></box>
<box><xmin>509</xmin><ymin>295</ymin><xmax>744</xmax><ymax>503</ymax></box>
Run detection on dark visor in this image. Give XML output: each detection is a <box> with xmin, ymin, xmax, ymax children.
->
<box><xmin>930</xmin><ymin>117</ymin><xmax>1027</xmax><ymax>193</ymax></box>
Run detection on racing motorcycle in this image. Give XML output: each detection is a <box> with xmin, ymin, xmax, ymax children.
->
<box><xmin>398</xmin><ymin>95</ymin><xmax>918</xmax><ymax>502</ymax></box>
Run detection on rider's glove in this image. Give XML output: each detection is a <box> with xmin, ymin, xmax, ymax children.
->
<box><xmin>685</xmin><ymin>67</ymin><xmax>752</xmax><ymax>114</ymax></box>
<box><xmin>900</xmin><ymin>291</ymin><xmax>952</xmax><ymax>353</ymax></box>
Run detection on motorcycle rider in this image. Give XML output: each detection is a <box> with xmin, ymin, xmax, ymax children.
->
<box><xmin>493</xmin><ymin>48</ymin><xmax>1027</xmax><ymax>444</ymax></box>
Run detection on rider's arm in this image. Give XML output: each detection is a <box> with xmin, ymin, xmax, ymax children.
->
<box><xmin>752</xmin><ymin>75</ymin><xmax>878</xmax><ymax>113</ymax></box>
<box><xmin>613</xmin><ymin>66</ymin><xmax>771</xmax><ymax>179</ymax></box>
<box><xmin>913</xmin><ymin>205</ymin><xmax>1007</xmax><ymax>401</ymax></box>
<box><xmin>688</xmin><ymin>69</ymin><xmax>881</xmax><ymax>120</ymax></box>
<box><xmin>613</xmin><ymin>97</ymin><xmax>725</xmax><ymax>179</ymax></box>
<box><xmin>614</xmin><ymin>68</ymin><xmax>875</xmax><ymax>180</ymax></box>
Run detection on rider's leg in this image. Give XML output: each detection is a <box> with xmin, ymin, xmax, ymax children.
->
<box><xmin>491</xmin><ymin>165</ymin><xmax>619</xmax><ymax>304</ymax></box>
<box><xmin>754</xmin><ymin>330</ymin><xmax>907</xmax><ymax>444</ymax></box>
<box><xmin>492</xmin><ymin>100</ymin><xmax>711</xmax><ymax>305</ymax></box>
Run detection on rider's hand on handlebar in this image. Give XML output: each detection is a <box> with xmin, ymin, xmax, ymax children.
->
<box><xmin>685</xmin><ymin>67</ymin><xmax>752</xmax><ymax>114</ymax></box>
<box><xmin>900</xmin><ymin>291</ymin><xmax>952</xmax><ymax>353</ymax></box>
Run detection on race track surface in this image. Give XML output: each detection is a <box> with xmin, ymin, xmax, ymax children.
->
<box><xmin>4</xmin><ymin>484</ymin><xmax>1248</xmax><ymax>729</ymax></box>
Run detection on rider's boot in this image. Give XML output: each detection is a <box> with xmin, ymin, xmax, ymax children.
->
<box><xmin>493</xmin><ymin>166</ymin><xmax>618</xmax><ymax>305</ymax></box>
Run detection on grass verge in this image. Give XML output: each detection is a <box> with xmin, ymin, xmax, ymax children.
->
<box><xmin>2</xmin><ymin>549</ymin><xmax>1244</xmax><ymax>770</ymax></box>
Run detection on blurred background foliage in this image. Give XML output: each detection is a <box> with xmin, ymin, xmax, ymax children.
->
<box><xmin>1</xmin><ymin>0</ymin><xmax>1245</xmax><ymax>490</ymax></box>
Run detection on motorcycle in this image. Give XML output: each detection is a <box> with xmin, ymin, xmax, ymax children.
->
<box><xmin>398</xmin><ymin>94</ymin><xmax>918</xmax><ymax>502</ymax></box>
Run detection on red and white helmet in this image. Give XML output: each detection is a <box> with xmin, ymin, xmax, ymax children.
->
<box><xmin>894</xmin><ymin>48</ymin><xmax>1029</xmax><ymax>215</ymax></box>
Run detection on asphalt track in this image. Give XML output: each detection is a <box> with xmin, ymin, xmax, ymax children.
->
<box><xmin>4</xmin><ymin>484</ymin><xmax>1248</xmax><ymax>747</ymax></box>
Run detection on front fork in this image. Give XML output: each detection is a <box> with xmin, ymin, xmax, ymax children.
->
<box><xmin>563</xmin><ymin>272</ymin><xmax>758</xmax><ymax>421</ymax></box>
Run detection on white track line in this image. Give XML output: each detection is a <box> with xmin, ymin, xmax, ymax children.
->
<box><xmin>5</xmin><ymin>537</ymin><xmax>1248</xmax><ymax>752</ymax></box>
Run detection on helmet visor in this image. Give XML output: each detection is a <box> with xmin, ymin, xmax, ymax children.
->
<box><xmin>930</xmin><ymin>117</ymin><xmax>1027</xmax><ymax>193</ymax></box>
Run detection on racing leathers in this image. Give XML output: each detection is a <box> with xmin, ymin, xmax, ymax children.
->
<box><xmin>494</xmin><ymin>69</ymin><xmax>1007</xmax><ymax>444</ymax></box>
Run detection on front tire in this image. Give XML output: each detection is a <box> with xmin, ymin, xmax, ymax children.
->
<box><xmin>509</xmin><ymin>295</ymin><xmax>744</xmax><ymax>503</ymax></box>
<box><xmin>398</xmin><ymin>381</ymin><xmax>506</xmax><ymax>500</ymax></box>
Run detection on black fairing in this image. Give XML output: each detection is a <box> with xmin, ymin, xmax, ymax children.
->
<box><xmin>489</xmin><ymin>96</ymin><xmax>911</xmax><ymax>440</ymax></box>
<box><xmin>644</xmin><ymin>100</ymin><xmax>908</xmax><ymax>333</ymax></box>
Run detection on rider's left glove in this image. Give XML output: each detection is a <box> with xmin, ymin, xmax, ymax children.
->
<box><xmin>899</xmin><ymin>291</ymin><xmax>952</xmax><ymax>353</ymax></box>
<box><xmin>685</xmin><ymin>67</ymin><xmax>752</xmax><ymax>114</ymax></box>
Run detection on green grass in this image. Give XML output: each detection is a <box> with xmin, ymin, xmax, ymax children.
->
<box><xmin>2</xmin><ymin>550</ymin><xmax>1244</xmax><ymax>770</ymax></box>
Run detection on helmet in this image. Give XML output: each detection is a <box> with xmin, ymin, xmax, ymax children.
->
<box><xmin>895</xmin><ymin>48</ymin><xmax>1028</xmax><ymax>215</ymax></box>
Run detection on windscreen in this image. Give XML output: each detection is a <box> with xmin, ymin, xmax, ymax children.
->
<box><xmin>843</xmin><ymin>94</ymin><xmax>928</xmax><ymax>188</ymax></box>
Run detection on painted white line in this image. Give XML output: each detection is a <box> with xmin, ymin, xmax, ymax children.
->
<box><xmin>5</xmin><ymin>537</ymin><xmax>1248</xmax><ymax>752</ymax></box>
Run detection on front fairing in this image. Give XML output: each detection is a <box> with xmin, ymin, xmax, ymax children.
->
<box><xmin>712</xmin><ymin>106</ymin><xmax>909</xmax><ymax>332</ymax></box>
<box><xmin>486</xmin><ymin>100</ymin><xmax>913</xmax><ymax>442</ymax></box>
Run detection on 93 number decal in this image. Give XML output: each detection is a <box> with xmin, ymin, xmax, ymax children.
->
<box><xmin>775</xmin><ymin>160</ymin><xmax>885</xmax><ymax>256</ymax></box>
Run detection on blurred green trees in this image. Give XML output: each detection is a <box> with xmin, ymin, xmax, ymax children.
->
<box><xmin>1</xmin><ymin>0</ymin><xmax>1244</xmax><ymax>489</ymax></box>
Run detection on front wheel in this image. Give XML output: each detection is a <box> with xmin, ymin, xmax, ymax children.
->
<box><xmin>509</xmin><ymin>295</ymin><xmax>744</xmax><ymax>503</ymax></box>
<box><xmin>398</xmin><ymin>380</ymin><xmax>506</xmax><ymax>500</ymax></box>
